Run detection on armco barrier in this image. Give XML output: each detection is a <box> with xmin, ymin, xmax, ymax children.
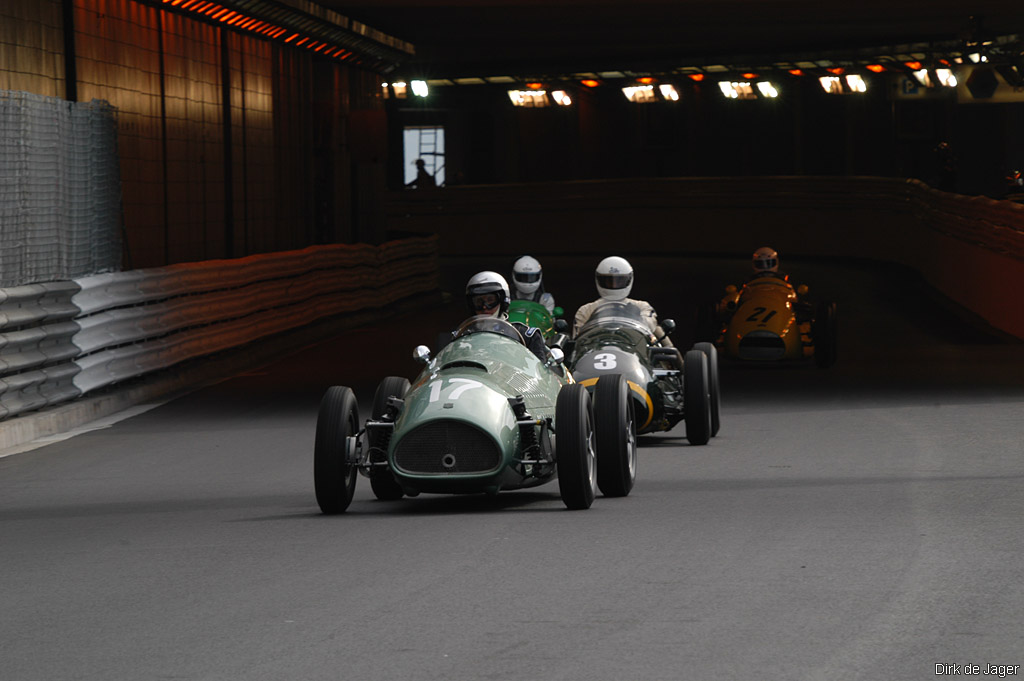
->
<box><xmin>0</xmin><ymin>282</ymin><xmax>83</xmax><ymax>419</ymax></box>
<box><xmin>385</xmin><ymin>177</ymin><xmax>1024</xmax><ymax>339</ymax></box>
<box><xmin>0</xmin><ymin>236</ymin><xmax>439</xmax><ymax>422</ymax></box>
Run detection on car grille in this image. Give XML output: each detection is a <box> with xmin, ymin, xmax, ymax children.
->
<box><xmin>393</xmin><ymin>421</ymin><xmax>502</xmax><ymax>475</ymax></box>
<box><xmin>739</xmin><ymin>331</ymin><xmax>786</xmax><ymax>360</ymax></box>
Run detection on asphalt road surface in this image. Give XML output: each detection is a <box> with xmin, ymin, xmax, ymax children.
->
<box><xmin>2</xmin><ymin>256</ymin><xmax>1022</xmax><ymax>681</ymax></box>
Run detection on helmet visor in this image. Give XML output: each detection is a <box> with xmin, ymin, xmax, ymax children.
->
<box><xmin>596</xmin><ymin>272</ymin><xmax>633</xmax><ymax>291</ymax></box>
<box><xmin>754</xmin><ymin>257</ymin><xmax>777</xmax><ymax>270</ymax></box>
<box><xmin>514</xmin><ymin>271</ymin><xmax>541</xmax><ymax>284</ymax></box>
<box><xmin>471</xmin><ymin>293</ymin><xmax>501</xmax><ymax>314</ymax></box>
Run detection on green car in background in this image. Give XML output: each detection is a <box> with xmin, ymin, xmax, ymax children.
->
<box><xmin>507</xmin><ymin>299</ymin><xmax>566</xmax><ymax>341</ymax></box>
<box><xmin>314</xmin><ymin>316</ymin><xmax>637</xmax><ymax>513</ymax></box>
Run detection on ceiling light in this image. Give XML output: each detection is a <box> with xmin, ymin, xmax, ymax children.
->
<box><xmin>622</xmin><ymin>85</ymin><xmax>657</xmax><ymax>102</ymax></box>
<box><xmin>551</xmin><ymin>90</ymin><xmax>573</xmax><ymax>106</ymax></box>
<box><xmin>819</xmin><ymin>76</ymin><xmax>843</xmax><ymax>94</ymax></box>
<box><xmin>508</xmin><ymin>90</ymin><xmax>549</xmax><ymax>107</ymax></box>
<box><xmin>935</xmin><ymin>69</ymin><xmax>957</xmax><ymax>87</ymax></box>
<box><xmin>845</xmin><ymin>74</ymin><xmax>867</xmax><ymax>92</ymax></box>
<box><xmin>719</xmin><ymin>81</ymin><xmax>756</xmax><ymax>100</ymax></box>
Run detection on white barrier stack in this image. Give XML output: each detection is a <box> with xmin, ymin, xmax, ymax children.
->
<box><xmin>0</xmin><ymin>237</ymin><xmax>439</xmax><ymax>422</ymax></box>
<box><xmin>0</xmin><ymin>282</ymin><xmax>84</xmax><ymax>419</ymax></box>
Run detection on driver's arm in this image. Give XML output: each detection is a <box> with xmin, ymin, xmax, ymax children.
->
<box><xmin>573</xmin><ymin>301</ymin><xmax>595</xmax><ymax>337</ymax></box>
<box><xmin>641</xmin><ymin>302</ymin><xmax>673</xmax><ymax>347</ymax></box>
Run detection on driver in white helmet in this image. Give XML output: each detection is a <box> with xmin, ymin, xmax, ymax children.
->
<box><xmin>749</xmin><ymin>246</ymin><xmax>787</xmax><ymax>281</ymax></box>
<box><xmin>732</xmin><ymin>246</ymin><xmax>811</xmax><ymax>319</ymax></box>
<box><xmin>510</xmin><ymin>255</ymin><xmax>556</xmax><ymax>313</ymax></box>
<box><xmin>464</xmin><ymin>271</ymin><xmax>552</xmax><ymax>364</ymax></box>
<box><xmin>573</xmin><ymin>256</ymin><xmax>673</xmax><ymax>347</ymax></box>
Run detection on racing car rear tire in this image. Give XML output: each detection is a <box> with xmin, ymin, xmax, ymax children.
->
<box><xmin>813</xmin><ymin>301</ymin><xmax>838</xmax><ymax>369</ymax></box>
<box><xmin>314</xmin><ymin>386</ymin><xmax>359</xmax><ymax>514</ymax></box>
<box><xmin>369</xmin><ymin>376</ymin><xmax>410</xmax><ymax>501</ymax></box>
<box><xmin>594</xmin><ymin>374</ymin><xmax>637</xmax><ymax>497</ymax></box>
<box><xmin>556</xmin><ymin>383</ymin><xmax>597</xmax><ymax>510</ymax></box>
<box><xmin>692</xmin><ymin>342</ymin><xmax>721</xmax><ymax>437</ymax></box>
<box><xmin>683</xmin><ymin>350</ymin><xmax>712</xmax><ymax>446</ymax></box>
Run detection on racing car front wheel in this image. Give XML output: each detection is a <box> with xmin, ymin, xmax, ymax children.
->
<box><xmin>594</xmin><ymin>374</ymin><xmax>637</xmax><ymax>497</ymax></box>
<box><xmin>683</xmin><ymin>350</ymin><xmax>712</xmax><ymax>446</ymax></box>
<box><xmin>369</xmin><ymin>376</ymin><xmax>410</xmax><ymax>501</ymax></box>
<box><xmin>692</xmin><ymin>342</ymin><xmax>721</xmax><ymax>437</ymax></box>
<box><xmin>314</xmin><ymin>386</ymin><xmax>360</xmax><ymax>514</ymax></box>
<box><xmin>555</xmin><ymin>383</ymin><xmax>597</xmax><ymax>510</ymax></box>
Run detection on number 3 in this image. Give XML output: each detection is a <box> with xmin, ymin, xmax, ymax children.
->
<box><xmin>594</xmin><ymin>353</ymin><xmax>617</xmax><ymax>370</ymax></box>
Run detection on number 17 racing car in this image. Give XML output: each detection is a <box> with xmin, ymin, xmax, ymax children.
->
<box><xmin>313</xmin><ymin>316</ymin><xmax>638</xmax><ymax>513</ymax></box>
<box><xmin>567</xmin><ymin>301</ymin><xmax>721</xmax><ymax>445</ymax></box>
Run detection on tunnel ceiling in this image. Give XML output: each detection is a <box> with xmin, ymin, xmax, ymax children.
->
<box><xmin>319</xmin><ymin>0</ymin><xmax>1024</xmax><ymax>79</ymax></box>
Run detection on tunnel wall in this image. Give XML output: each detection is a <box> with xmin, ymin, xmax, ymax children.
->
<box><xmin>385</xmin><ymin>177</ymin><xmax>1024</xmax><ymax>339</ymax></box>
<box><xmin>1</xmin><ymin>0</ymin><xmax>387</xmax><ymax>273</ymax></box>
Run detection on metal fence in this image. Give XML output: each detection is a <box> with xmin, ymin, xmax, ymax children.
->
<box><xmin>0</xmin><ymin>91</ymin><xmax>121</xmax><ymax>287</ymax></box>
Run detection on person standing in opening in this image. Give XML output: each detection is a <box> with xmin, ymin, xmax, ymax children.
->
<box><xmin>510</xmin><ymin>255</ymin><xmax>556</xmax><ymax>313</ymax></box>
<box><xmin>406</xmin><ymin>158</ymin><xmax>436</xmax><ymax>189</ymax></box>
<box><xmin>573</xmin><ymin>256</ymin><xmax>673</xmax><ymax>347</ymax></box>
<box><xmin>932</xmin><ymin>141</ymin><xmax>957</xmax><ymax>192</ymax></box>
<box><xmin>464</xmin><ymin>271</ymin><xmax>551</xmax><ymax>363</ymax></box>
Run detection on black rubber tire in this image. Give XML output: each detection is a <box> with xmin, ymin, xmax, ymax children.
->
<box><xmin>692</xmin><ymin>341</ymin><xmax>721</xmax><ymax>437</ymax></box>
<box><xmin>368</xmin><ymin>376</ymin><xmax>409</xmax><ymax>501</ymax></box>
<box><xmin>683</xmin><ymin>350</ymin><xmax>712</xmax><ymax>446</ymax></box>
<box><xmin>594</xmin><ymin>374</ymin><xmax>637</xmax><ymax>497</ymax></box>
<box><xmin>556</xmin><ymin>383</ymin><xmax>597</xmax><ymax>510</ymax></box>
<box><xmin>314</xmin><ymin>386</ymin><xmax>359</xmax><ymax>514</ymax></box>
<box><xmin>813</xmin><ymin>301</ymin><xmax>838</xmax><ymax>369</ymax></box>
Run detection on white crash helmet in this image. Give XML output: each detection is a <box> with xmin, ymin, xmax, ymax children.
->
<box><xmin>512</xmin><ymin>255</ymin><xmax>543</xmax><ymax>295</ymax></box>
<box><xmin>595</xmin><ymin>256</ymin><xmax>633</xmax><ymax>301</ymax></box>
<box><xmin>752</xmin><ymin>247</ymin><xmax>779</xmax><ymax>273</ymax></box>
<box><xmin>466</xmin><ymin>271</ymin><xmax>511</xmax><ymax>318</ymax></box>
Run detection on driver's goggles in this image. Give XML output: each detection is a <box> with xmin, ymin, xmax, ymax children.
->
<box><xmin>596</xmin><ymin>272</ymin><xmax>632</xmax><ymax>290</ymax></box>
<box><xmin>514</xmin><ymin>271</ymin><xmax>541</xmax><ymax>283</ymax></box>
<box><xmin>471</xmin><ymin>293</ymin><xmax>500</xmax><ymax>310</ymax></box>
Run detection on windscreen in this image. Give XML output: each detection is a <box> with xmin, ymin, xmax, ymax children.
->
<box><xmin>454</xmin><ymin>315</ymin><xmax>525</xmax><ymax>344</ymax></box>
<box><xmin>579</xmin><ymin>301</ymin><xmax>650</xmax><ymax>335</ymax></box>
